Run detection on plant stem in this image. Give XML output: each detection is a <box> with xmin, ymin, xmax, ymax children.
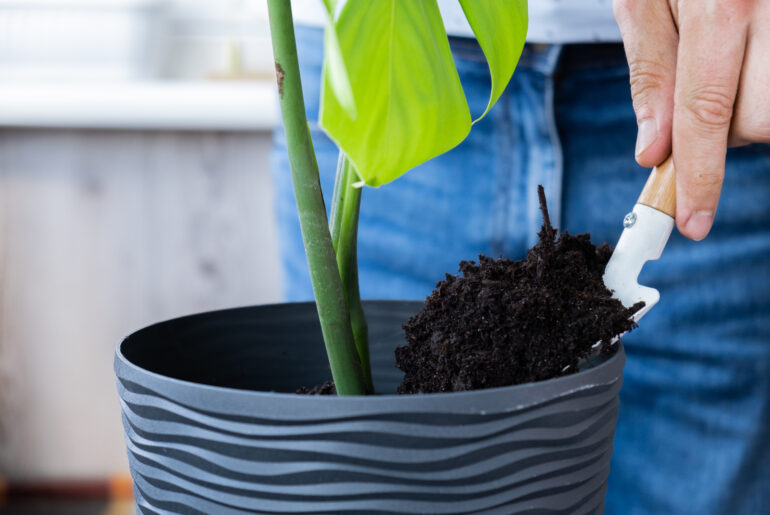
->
<box><xmin>330</xmin><ymin>153</ymin><xmax>374</xmax><ymax>393</ymax></box>
<box><xmin>329</xmin><ymin>152</ymin><xmax>347</xmax><ymax>246</ymax></box>
<box><xmin>267</xmin><ymin>0</ymin><xmax>367</xmax><ymax>396</ymax></box>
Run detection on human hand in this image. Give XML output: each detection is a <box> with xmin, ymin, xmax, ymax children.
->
<box><xmin>614</xmin><ymin>0</ymin><xmax>770</xmax><ymax>240</ymax></box>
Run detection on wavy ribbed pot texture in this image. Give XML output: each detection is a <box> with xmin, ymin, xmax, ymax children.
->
<box><xmin>115</xmin><ymin>301</ymin><xmax>625</xmax><ymax>514</ymax></box>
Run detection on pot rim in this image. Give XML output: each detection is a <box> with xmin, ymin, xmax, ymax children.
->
<box><xmin>115</xmin><ymin>300</ymin><xmax>625</xmax><ymax>414</ymax></box>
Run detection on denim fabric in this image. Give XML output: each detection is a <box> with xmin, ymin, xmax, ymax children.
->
<box><xmin>271</xmin><ymin>26</ymin><xmax>770</xmax><ymax>514</ymax></box>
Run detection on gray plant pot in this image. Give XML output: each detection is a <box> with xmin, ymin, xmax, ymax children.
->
<box><xmin>115</xmin><ymin>300</ymin><xmax>624</xmax><ymax>514</ymax></box>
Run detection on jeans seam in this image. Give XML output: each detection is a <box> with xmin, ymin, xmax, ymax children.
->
<box><xmin>526</xmin><ymin>46</ymin><xmax>564</xmax><ymax>247</ymax></box>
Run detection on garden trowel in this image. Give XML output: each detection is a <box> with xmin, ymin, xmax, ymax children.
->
<box><xmin>602</xmin><ymin>155</ymin><xmax>676</xmax><ymax>335</ymax></box>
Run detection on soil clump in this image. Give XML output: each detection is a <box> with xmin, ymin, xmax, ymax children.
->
<box><xmin>295</xmin><ymin>380</ymin><xmax>337</xmax><ymax>395</ymax></box>
<box><xmin>395</xmin><ymin>186</ymin><xmax>642</xmax><ymax>394</ymax></box>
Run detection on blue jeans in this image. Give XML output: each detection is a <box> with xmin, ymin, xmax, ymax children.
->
<box><xmin>272</xmin><ymin>27</ymin><xmax>770</xmax><ymax>514</ymax></box>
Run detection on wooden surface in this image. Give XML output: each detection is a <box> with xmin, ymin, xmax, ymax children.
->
<box><xmin>637</xmin><ymin>155</ymin><xmax>676</xmax><ymax>217</ymax></box>
<box><xmin>0</xmin><ymin>128</ymin><xmax>281</xmax><ymax>480</ymax></box>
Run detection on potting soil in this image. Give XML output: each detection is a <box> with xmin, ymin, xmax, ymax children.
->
<box><xmin>395</xmin><ymin>186</ymin><xmax>642</xmax><ymax>394</ymax></box>
<box><xmin>295</xmin><ymin>380</ymin><xmax>336</xmax><ymax>395</ymax></box>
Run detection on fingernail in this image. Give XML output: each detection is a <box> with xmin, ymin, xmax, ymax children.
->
<box><xmin>683</xmin><ymin>210</ymin><xmax>714</xmax><ymax>241</ymax></box>
<box><xmin>635</xmin><ymin>118</ymin><xmax>658</xmax><ymax>157</ymax></box>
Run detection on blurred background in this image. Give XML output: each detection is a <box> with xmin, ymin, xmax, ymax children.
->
<box><xmin>0</xmin><ymin>0</ymin><xmax>281</xmax><ymax>512</ymax></box>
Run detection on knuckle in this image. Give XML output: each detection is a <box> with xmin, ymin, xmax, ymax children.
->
<box><xmin>613</xmin><ymin>0</ymin><xmax>633</xmax><ymax>21</ymax></box>
<box><xmin>613</xmin><ymin>0</ymin><xmax>646</xmax><ymax>23</ymax></box>
<box><xmin>681</xmin><ymin>86</ymin><xmax>735</xmax><ymax>130</ymax></box>
<box><xmin>628</xmin><ymin>61</ymin><xmax>667</xmax><ymax>109</ymax></box>
<box><xmin>696</xmin><ymin>0</ymin><xmax>751</xmax><ymax>21</ymax></box>
<box><xmin>714</xmin><ymin>0</ymin><xmax>754</xmax><ymax>19</ymax></box>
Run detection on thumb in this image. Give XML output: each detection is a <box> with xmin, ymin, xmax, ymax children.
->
<box><xmin>614</xmin><ymin>0</ymin><xmax>679</xmax><ymax>168</ymax></box>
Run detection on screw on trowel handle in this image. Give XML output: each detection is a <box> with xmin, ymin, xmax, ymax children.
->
<box><xmin>637</xmin><ymin>155</ymin><xmax>676</xmax><ymax>218</ymax></box>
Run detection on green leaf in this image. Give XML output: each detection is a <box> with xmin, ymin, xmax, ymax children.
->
<box><xmin>458</xmin><ymin>0</ymin><xmax>528</xmax><ymax>123</ymax></box>
<box><xmin>320</xmin><ymin>0</ymin><xmax>471</xmax><ymax>187</ymax></box>
<box><xmin>321</xmin><ymin>0</ymin><xmax>356</xmax><ymax>118</ymax></box>
<box><xmin>323</xmin><ymin>24</ymin><xmax>357</xmax><ymax>118</ymax></box>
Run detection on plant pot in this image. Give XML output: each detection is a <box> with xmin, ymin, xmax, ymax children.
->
<box><xmin>115</xmin><ymin>300</ymin><xmax>625</xmax><ymax>514</ymax></box>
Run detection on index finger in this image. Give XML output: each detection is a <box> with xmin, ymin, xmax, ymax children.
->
<box><xmin>673</xmin><ymin>3</ymin><xmax>748</xmax><ymax>240</ymax></box>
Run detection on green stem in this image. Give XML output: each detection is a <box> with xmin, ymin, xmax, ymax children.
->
<box><xmin>267</xmin><ymin>0</ymin><xmax>366</xmax><ymax>396</ymax></box>
<box><xmin>329</xmin><ymin>152</ymin><xmax>347</xmax><ymax>246</ymax></box>
<box><xmin>330</xmin><ymin>153</ymin><xmax>374</xmax><ymax>394</ymax></box>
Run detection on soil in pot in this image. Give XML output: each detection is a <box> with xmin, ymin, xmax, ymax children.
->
<box><xmin>302</xmin><ymin>186</ymin><xmax>640</xmax><ymax>395</ymax></box>
<box><xmin>395</xmin><ymin>186</ymin><xmax>642</xmax><ymax>394</ymax></box>
<box><xmin>295</xmin><ymin>379</ymin><xmax>336</xmax><ymax>395</ymax></box>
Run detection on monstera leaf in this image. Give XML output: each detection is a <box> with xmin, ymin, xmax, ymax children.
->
<box><xmin>320</xmin><ymin>0</ymin><xmax>356</xmax><ymax>117</ymax></box>
<box><xmin>320</xmin><ymin>0</ymin><xmax>528</xmax><ymax>187</ymax></box>
<box><xmin>459</xmin><ymin>0</ymin><xmax>527</xmax><ymax>122</ymax></box>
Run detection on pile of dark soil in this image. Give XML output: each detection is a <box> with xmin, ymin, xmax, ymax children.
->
<box><xmin>395</xmin><ymin>186</ymin><xmax>642</xmax><ymax>394</ymax></box>
<box><xmin>295</xmin><ymin>380</ymin><xmax>336</xmax><ymax>395</ymax></box>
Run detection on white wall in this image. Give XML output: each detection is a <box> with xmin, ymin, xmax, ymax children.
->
<box><xmin>0</xmin><ymin>128</ymin><xmax>281</xmax><ymax>480</ymax></box>
<box><xmin>0</xmin><ymin>0</ymin><xmax>275</xmax><ymax>81</ymax></box>
<box><xmin>160</xmin><ymin>0</ymin><xmax>275</xmax><ymax>79</ymax></box>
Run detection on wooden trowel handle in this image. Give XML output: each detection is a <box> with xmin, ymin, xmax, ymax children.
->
<box><xmin>637</xmin><ymin>155</ymin><xmax>676</xmax><ymax>217</ymax></box>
